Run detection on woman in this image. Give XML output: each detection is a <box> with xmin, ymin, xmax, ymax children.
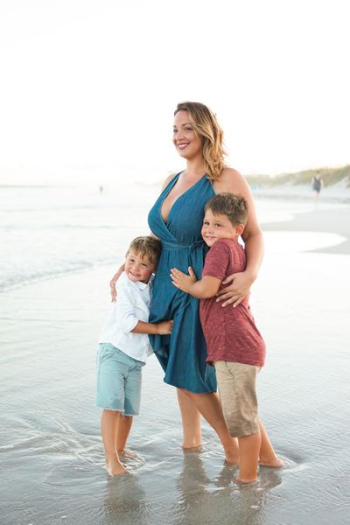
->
<box><xmin>111</xmin><ymin>102</ymin><xmax>264</xmax><ymax>463</ymax></box>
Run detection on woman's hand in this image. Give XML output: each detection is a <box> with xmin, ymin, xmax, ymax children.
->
<box><xmin>216</xmin><ymin>271</ymin><xmax>253</xmax><ymax>307</ymax></box>
<box><xmin>110</xmin><ymin>265</ymin><xmax>125</xmax><ymax>301</ymax></box>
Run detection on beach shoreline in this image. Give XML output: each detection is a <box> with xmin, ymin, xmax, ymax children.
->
<box><xmin>1</xmin><ymin>198</ymin><xmax>350</xmax><ymax>525</ymax></box>
<box><xmin>261</xmin><ymin>204</ymin><xmax>350</xmax><ymax>255</ymax></box>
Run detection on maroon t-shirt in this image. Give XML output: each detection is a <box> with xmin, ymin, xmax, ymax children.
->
<box><xmin>200</xmin><ymin>238</ymin><xmax>266</xmax><ymax>367</ymax></box>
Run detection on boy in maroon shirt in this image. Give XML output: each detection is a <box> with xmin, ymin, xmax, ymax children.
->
<box><xmin>171</xmin><ymin>193</ymin><xmax>282</xmax><ymax>484</ymax></box>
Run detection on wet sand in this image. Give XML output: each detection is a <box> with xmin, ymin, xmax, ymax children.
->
<box><xmin>1</xmin><ymin>204</ymin><xmax>350</xmax><ymax>524</ymax></box>
<box><xmin>262</xmin><ymin>205</ymin><xmax>350</xmax><ymax>254</ymax></box>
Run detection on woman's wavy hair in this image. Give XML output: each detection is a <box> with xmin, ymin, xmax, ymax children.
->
<box><xmin>174</xmin><ymin>101</ymin><xmax>227</xmax><ymax>181</ymax></box>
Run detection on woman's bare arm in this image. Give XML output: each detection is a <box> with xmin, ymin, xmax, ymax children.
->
<box><xmin>110</xmin><ymin>263</ymin><xmax>125</xmax><ymax>302</ymax></box>
<box><xmin>214</xmin><ymin>168</ymin><xmax>264</xmax><ymax>306</ymax></box>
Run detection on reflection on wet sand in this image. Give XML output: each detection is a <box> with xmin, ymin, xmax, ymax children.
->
<box><xmin>2</xmin><ymin>196</ymin><xmax>350</xmax><ymax>524</ymax></box>
<box><xmin>173</xmin><ymin>449</ymin><xmax>283</xmax><ymax>525</ymax></box>
<box><xmin>103</xmin><ymin>475</ymin><xmax>149</xmax><ymax>525</ymax></box>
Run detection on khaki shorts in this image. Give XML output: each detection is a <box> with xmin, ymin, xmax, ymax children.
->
<box><xmin>215</xmin><ymin>361</ymin><xmax>260</xmax><ymax>437</ymax></box>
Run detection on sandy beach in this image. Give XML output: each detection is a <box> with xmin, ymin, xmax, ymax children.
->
<box><xmin>262</xmin><ymin>205</ymin><xmax>350</xmax><ymax>254</ymax></box>
<box><xmin>1</xmin><ymin>196</ymin><xmax>350</xmax><ymax>525</ymax></box>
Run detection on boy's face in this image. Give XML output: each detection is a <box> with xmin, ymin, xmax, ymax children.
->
<box><xmin>201</xmin><ymin>209</ymin><xmax>243</xmax><ymax>247</ymax></box>
<box><xmin>125</xmin><ymin>250</ymin><xmax>156</xmax><ymax>283</ymax></box>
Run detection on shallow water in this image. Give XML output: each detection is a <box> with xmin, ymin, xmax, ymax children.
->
<box><xmin>0</xmin><ymin>184</ymin><xmax>346</xmax><ymax>292</ymax></box>
<box><xmin>1</xmin><ymin>187</ymin><xmax>350</xmax><ymax>524</ymax></box>
<box><xmin>0</xmin><ymin>184</ymin><xmax>155</xmax><ymax>291</ymax></box>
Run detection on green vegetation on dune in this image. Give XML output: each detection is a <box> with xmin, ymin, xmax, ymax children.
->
<box><xmin>245</xmin><ymin>165</ymin><xmax>350</xmax><ymax>188</ymax></box>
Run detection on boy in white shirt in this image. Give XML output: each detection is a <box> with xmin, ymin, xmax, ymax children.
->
<box><xmin>97</xmin><ymin>236</ymin><xmax>173</xmax><ymax>476</ymax></box>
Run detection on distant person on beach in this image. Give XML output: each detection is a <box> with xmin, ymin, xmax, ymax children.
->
<box><xmin>171</xmin><ymin>193</ymin><xmax>282</xmax><ymax>483</ymax></box>
<box><xmin>110</xmin><ymin>101</ymin><xmax>264</xmax><ymax>463</ymax></box>
<box><xmin>311</xmin><ymin>172</ymin><xmax>323</xmax><ymax>202</ymax></box>
<box><xmin>97</xmin><ymin>236</ymin><xmax>173</xmax><ymax>475</ymax></box>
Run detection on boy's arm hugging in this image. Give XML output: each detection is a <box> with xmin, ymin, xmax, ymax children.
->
<box><xmin>116</xmin><ymin>282</ymin><xmax>173</xmax><ymax>336</ymax></box>
<box><xmin>170</xmin><ymin>266</ymin><xmax>221</xmax><ymax>300</ymax></box>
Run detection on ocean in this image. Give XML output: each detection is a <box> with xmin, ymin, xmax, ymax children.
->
<box><xmin>0</xmin><ymin>184</ymin><xmax>344</xmax><ymax>293</ymax></box>
<box><xmin>1</xmin><ymin>184</ymin><xmax>349</xmax><ymax>525</ymax></box>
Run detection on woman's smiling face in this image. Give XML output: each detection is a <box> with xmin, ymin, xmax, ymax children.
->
<box><xmin>172</xmin><ymin>110</ymin><xmax>203</xmax><ymax>161</ymax></box>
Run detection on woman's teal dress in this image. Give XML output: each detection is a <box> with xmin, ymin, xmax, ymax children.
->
<box><xmin>148</xmin><ymin>172</ymin><xmax>217</xmax><ymax>393</ymax></box>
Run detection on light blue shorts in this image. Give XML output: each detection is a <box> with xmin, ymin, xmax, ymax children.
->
<box><xmin>96</xmin><ymin>343</ymin><xmax>144</xmax><ymax>416</ymax></box>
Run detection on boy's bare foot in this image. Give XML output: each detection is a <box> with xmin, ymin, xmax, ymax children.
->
<box><xmin>182</xmin><ymin>437</ymin><xmax>202</xmax><ymax>449</ymax></box>
<box><xmin>105</xmin><ymin>456</ymin><xmax>127</xmax><ymax>476</ymax></box>
<box><xmin>182</xmin><ymin>445</ymin><xmax>204</xmax><ymax>456</ymax></box>
<box><xmin>182</xmin><ymin>443</ymin><xmax>203</xmax><ymax>451</ymax></box>
<box><xmin>259</xmin><ymin>456</ymin><xmax>284</xmax><ymax>468</ymax></box>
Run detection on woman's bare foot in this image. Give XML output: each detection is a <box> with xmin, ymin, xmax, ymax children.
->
<box><xmin>117</xmin><ymin>448</ymin><xmax>140</xmax><ymax>459</ymax></box>
<box><xmin>235</xmin><ymin>476</ymin><xmax>258</xmax><ymax>485</ymax></box>
<box><xmin>105</xmin><ymin>456</ymin><xmax>127</xmax><ymax>476</ymax></box>
<box><xmin>224</xmin><ymin>442</ymin><xmax>240</xmax><ymax>465</ymax></box>
<box><xmin>259</xmin><ymin>455</ymin><xmax>284</xmax><ymax>468</ymax></box>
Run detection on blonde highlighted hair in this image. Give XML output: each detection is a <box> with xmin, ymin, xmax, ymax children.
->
<box><xmin>174</xmin><ymin>101</ymin><xmax>227</xmax><ymax>181</ymax></box>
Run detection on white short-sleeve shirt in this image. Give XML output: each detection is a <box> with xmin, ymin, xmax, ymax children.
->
<box><xmin>98</xmin><ymin>271</ymin><xmax>154</xmax><ymax>363</ymax></box>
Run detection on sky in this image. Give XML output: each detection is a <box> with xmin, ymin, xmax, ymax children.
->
<box><xmin>0</xmin><ymin>0</ymin><xmax>349</xmax><ymax>186</ymax></box>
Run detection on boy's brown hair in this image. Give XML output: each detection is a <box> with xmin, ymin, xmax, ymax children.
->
<box><xmin>126</xmin><ymin>236</ymin><xmax>162</xmax><ymax>266</ymax></box>
<box><xmin>204</xmin><ymin>193</ymin><xmax>248</xmax><ymax>225</ymax></box>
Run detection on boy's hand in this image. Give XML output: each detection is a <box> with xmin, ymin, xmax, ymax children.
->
<box><xmin>156</xmin><ymin>320</ymin><xmax>174</xmax><ymax>335</ymax></box>
<box><xmin>170</xmin><ymin>267</ymin><xmax>197</xmax><ymax>293</ymax></box>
